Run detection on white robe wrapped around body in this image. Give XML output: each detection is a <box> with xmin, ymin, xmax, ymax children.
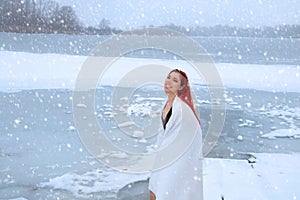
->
<box><xmin>149</xmin><ymin>97</ymin><xmax>203</xmax><ymax>200</ymax></box>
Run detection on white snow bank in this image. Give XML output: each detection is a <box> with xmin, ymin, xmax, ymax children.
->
<box><xmin>0</xmin><ymin>51</ymin><xmax>84</xmax><ymax>91</ymax></box>
<box><xmin>217</xmin><ymin>63</ymin><xmax>300</xmax><ymax>93</ymax></box>
<box><xmin>38</xmin><ymin>153</ymin><xmax>300</xmax><ymax>200</ymax></box>
<box><xmin>0</xmin><ymin>51</ymin><xmax>299</xmax><ymax>92</ymax></box>
<box><xmin>38</xmin><ymin>167</ymin><xmax>149</xmax><ymax>199</ymax></box>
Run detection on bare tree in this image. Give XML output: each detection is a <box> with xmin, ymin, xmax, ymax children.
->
<box><xmin>42</xmin><ymin>0</ymin><xmax>59</xmax><ymax>19</ymax></box>
<box><xmin>55</xmin><ymin>5</ymin><xmax>80</xmax><ymax>31</ymax></box>
<box><xmin>98</xmin><ymin>18</ymin><xmax>111</xmax><ymax>34</ymax></box>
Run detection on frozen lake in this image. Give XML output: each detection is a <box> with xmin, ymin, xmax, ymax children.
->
<box><xmin>0</xmin><ymin>31</ymin><xmax>299</xmax><ymax>199</ymax></box>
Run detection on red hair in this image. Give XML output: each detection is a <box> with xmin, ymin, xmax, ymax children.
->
<box><xmin>170</xmin><ymin>69</ymin><xmax>200</xmax><ymax>124</ymax></box>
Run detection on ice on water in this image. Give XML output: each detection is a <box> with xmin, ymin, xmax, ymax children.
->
<box><xmin>0</xmin><ymin>51</ymin><xmax>299</xmax><ymax>199</ymax></box>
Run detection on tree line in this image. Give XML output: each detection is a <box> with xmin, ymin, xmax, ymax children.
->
<box><xmin>0</xmin><ymin>0</ymin><xmax>121</xmax><ymax>34</ymax></box>
<box><xmin>0</xmin><ymin>0</ymin><xmax>299</xmax><ymax>38</ymax></box>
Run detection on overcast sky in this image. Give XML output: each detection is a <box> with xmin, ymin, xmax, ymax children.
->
<box><xmin>57</xmin><ymin>0</ymin><xmax>299</xmax><ymax>29</ymax></box>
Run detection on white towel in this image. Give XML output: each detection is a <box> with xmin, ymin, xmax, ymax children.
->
<box><xmin>149</xmin><ymin>96</ymin><xmax>203</xmax><ymax>200</ymax></box>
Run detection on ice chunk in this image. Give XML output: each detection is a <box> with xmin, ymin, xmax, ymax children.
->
<box><xmin>261</xmin><ymin>129</ymin><xmax>300</xmax><ymax>139</ymax></box>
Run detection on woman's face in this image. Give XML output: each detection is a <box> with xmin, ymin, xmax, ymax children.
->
<box><xmin>164</xmin><ymin>71</ymin><xmax>184</xmax><ymax>95</ymax></box>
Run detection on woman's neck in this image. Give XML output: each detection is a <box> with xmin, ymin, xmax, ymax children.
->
<box><xmin>166</xmin><ymin>93</ymin><xmax>176</xmax><ymax>105</ymax></box>
<box><xmin>163</xmin><ymin>94</ymin><xmax>175</xmax><ymax>121</ymax></box>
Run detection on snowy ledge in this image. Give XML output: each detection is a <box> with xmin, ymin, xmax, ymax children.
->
<box><xmin>30</xmin><ymin>153</ymin><xmax>300</xmax><ymax>200</ymax></box>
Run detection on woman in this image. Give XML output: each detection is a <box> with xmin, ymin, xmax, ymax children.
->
<box><xmin>149</xmin><ymin>69</ymin><xmax>203</xmax><ymax>200</ymax></box>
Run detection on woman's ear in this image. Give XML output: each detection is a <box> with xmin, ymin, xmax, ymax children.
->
<box><xmin>179</xmin><ymin>84</ymin><xmax>185</xmax><ymax>91</ymax></box>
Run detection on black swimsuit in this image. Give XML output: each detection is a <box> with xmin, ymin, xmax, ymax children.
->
<box><xmin>162</xmin><ymin>107</ymin><xmax>172</xmax><ymax>130</ymax></box>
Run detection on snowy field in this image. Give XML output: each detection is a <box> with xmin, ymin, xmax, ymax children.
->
<box><xmin>0</xmin><ymin>51</ymin><xmax>300</xmax><ymax>199</ymax></box>
<box><xmin>0</xmin><ymin>51</ymin><xmax>299</xmax><ymax>93</ymax></box>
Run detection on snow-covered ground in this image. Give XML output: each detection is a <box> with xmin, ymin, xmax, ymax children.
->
<box><xmin>0</xmin><ymin>51</ymin><xmax>300</xmax><ymax>199</ymax></box>
<box><xmin>32</xmin><ymin>153</ymin><xmax>300</xmax><ymax>200</ymax></box>
<box><xmin>0</xmin><ymin>51</ymin><xmax>299</xmax><ymax>92</ymax></box>
<box><xmin>204</xmin><ymin>153</ymin><xmax>300</xmax><ymax>199</ymax></box>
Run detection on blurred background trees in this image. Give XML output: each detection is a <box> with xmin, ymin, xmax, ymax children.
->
<box><xmin>0</xmin><ymin>0</ymin><xmax>82</xmax><ymax>33</ymax></box>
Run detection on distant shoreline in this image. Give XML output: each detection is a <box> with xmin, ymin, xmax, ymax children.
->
<box><xmin>0</xmin><ymin>25</ymin><xmax>120</xmax><ymax>35</ymax></box>
<box><xmin>0</xmin><ymin>24</ymin><xmax>299</xmax><ymax>38</ymax></box>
